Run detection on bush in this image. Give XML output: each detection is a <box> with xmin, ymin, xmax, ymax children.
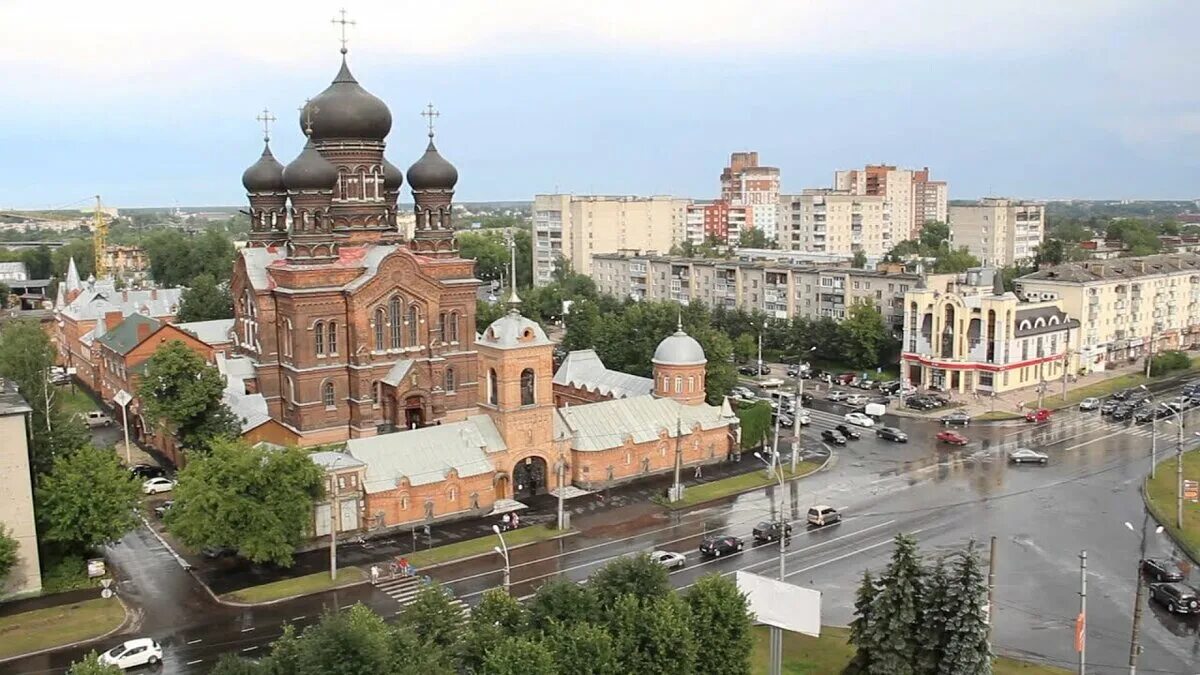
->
<box><xmin>40</xmin><ymin>554</ymin><xmax>100</xmax><ymax>594</ymax></box>
<box><xmin>1149</xmin><ymin>350</ymin><xmax>1191</xmax><ymax>376</ymax></box>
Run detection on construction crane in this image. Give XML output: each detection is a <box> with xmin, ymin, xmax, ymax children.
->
<box><xmin>93</xmin><ymin>195</ymin><xmax>108</xmax><ymax>279</ymax></box>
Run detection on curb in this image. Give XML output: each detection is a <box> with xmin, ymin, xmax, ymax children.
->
<box><xmin>418</xmin><ymin>529</ymin><xmax>582</xmax><ymax>572</ymax></box>
<box><xmin>657</xmin><ymin>448</ymin><xmax>835</xmax><ymax>512</ymax></box>
<box><xmin>215</xmin><ymin>574</ymin><xmax>372</xmax><ymax>608</ymax></box>
<box><xmin>1142</xmin><ymin>475</ymin><xmax>1200</xmax><ymax>566</ymax></box>
<box><xmin>0</xmin><ymin>595</ymin><xmax>132</xmax><ymax>665</ymax></box>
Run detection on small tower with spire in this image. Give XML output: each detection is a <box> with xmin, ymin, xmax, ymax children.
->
<box><xmin>407</xmin><ymin>103</ymin><xmax>459</xmax><ymax>258</ymax></box>
<box><xmin>242</xmin><ymin>108</ymin><xmax>288</xmax><ymax>248</ymax></box>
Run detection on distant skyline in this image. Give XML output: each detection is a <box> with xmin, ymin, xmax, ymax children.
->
<box><xmin>3</xmin><ymin>0</ymin><xmax>1199</xmax><ymax>209</ymax></box>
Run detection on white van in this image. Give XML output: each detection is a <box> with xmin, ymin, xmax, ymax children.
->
<box><xmin>82</xmin><ymin>411</ymin><xmax>114</xmax><ymax>428</ymax></box>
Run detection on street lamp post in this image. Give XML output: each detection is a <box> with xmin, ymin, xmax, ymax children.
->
<box><xmin>1124</xmin><ymin>518</ymin><xmax>1165</xmax><ymax>675</ymax></box>
<box><xmin>1137</xmin><ymin>385</ymin><xmax>1157</xmax><ymax>479</ymax></box>
<box><xmin>492</xmin><ymin>524</ymin><xmax>511</xmax><ymax>595</ymax></box>
<box><xmin>754</xmin><ymin>450</ymin><xmax>787</xmax><ymax>675</ymax></box>
<box><xmin>792</xmin><ymin>347</ymin><xmax>815</xmax><ymax>474</ymax></box>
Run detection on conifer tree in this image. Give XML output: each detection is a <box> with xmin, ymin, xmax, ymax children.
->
<box><xmin>939</xmin><ymin>542</ymin><xmax>992</xmax><ymax>675</ymax></box>
<box><xmin>864</xmin><ymin>533</ymin><xmax>924</xmax><ymax>675</ymax></box>
<box><xmin>918</xmin><ymin>557</ymin><xmax>950</xmax><ymax>674</ymax></box>
<box><xmin>847</xmin><ymin>570</ymin><xmax>877</xmax><ymax>674</ymax></box>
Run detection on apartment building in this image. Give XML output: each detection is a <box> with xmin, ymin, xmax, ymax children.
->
<box><xmin>592</xmin><ymin>252</ymin><xmax>933</xmax><ymax>331</ymax></box>
<box><xmin>721</xmin><ymin>152</ymin><xmax>781</xmax><ymax>242</ymax></box>
<box><xmin>532</xmin><ymin>194</ymin><xmax>688</xmax><ymax>285</ymax></box>
<box><xmin>949</xmin><ymin>198</ymin><xmax>1045</xmax><ymax>266</ymax></box>
<box><xmin>779</xmin><ymin>190</ymin><xmax>894</xmax><ymax>257</ymax></box>
<box><xmin>1015</xmin><ymin>253</ymin><xmax>1200</xmax><ymax>373</ymax></box>
<box><xmin>834</xmin><ymin>165</ymin><xmax>947</xmax><ymax>239</ymax></box>
<box><xmin>902</xmin><ymin>270</ymin><xmax>1079</xmax><ymax>395</ymax></box>
<box><xmin>0</xmin><ymin>382</ymin><xmax>38</xmax><ymax>598</ymax></box>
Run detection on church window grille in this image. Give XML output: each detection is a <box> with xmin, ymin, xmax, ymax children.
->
<box><xmin>445</xmin><ymin>368</ymin><xmax>456</xmax><ymax>392</ymax></box>
<box><xmin>314</xmin><ymin>321</ymin><xmax>325</xmax><ymax>355</ymax></box>
<box><xmin>322</xmin><ymin>381</ymin><xmax>335</xmax><ymax>408</ymax></box>
<box><xmin>520</xmin><ymin>368</ymin><xmax>536</xmax><ymax>405</ymax></box>
<box><xmin>389</xmin><ymin>296</ymin><xmax>402</xmax><ymax>349</ymax></box>
<box><xmin>327</xmin><ymin>321</ymin><xmax>338</xmax><ymax>355</ymax></box>
<box><xmin>488</xmin><ymin>369</ymin><xmax>498</xmax><ymax>405</ymax></box>
<box><xmin>374</xmin><ymin>309</ymin><xmax>386</xmax><ymax>350</ymax></box>
<box><xmin>407</xmin><ymin>305</ymin><xmax>419</xmax><ymax>346</ymax></box>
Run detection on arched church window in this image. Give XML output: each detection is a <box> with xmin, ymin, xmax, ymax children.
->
<box><xmin>314</xmin><ymin>321</ymin><xmax>325</xmax><ymax>355</ymax></box>
<box><xmin>449</xmin><ymin>312</ymin><xmax>460</xmax><ymax>342</ymax></box>
<box><xmin>374</xmin><ymin>308</ymin><xmax>386</xmax><ymax>351</ymax></box>
<box><xmin>445</xmin><ymin>368</ymin><xmax>456</xmax><ymax>392</ymax></box>
<box><xmin>438</xmin><ymin>312</ymin><xmax>447</xmax><ymax>342</ymax></box>
<box><xmin>674</xmin><ymin>376</ymin><xmax>682</xmax><ymax>393</ymax></box>
<box><xmin>327</xmin><ymin>321</ymin><xmax>338</xmax><ymax>355</ymax></box>
<box><xmin>285</xmin><ymin>376</ymin><xmax>296</xmax><ymax>405</ymax></box>
<box><xmin>322</xmin><ymin>381</ymin><xmax>335</xmax><ymax>408</ymax></box>
<box><xmin>371</xmin><ymin>380</ymin><xmax>380</xmax><ymax>406</ymax></box>
<box><xmin>521</xmin><ymin>368</ymin><xmax>536</xmax><ymax>405</ymax></box>
<box><xmin>407</xmin><ymin>305</ymin><xmax>419</xmax><ymax>346</ymax></box>
<box><xmin>389</xmin><ymin>296</ymin><xmax>402</xmax><ymax>349</ymax></box>
<box><xmin>488</xmin><ymin>369</ymin><xmax>498</xmax><ymax>405</ymax></box>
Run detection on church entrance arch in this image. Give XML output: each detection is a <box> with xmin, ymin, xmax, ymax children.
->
<box><xmin>403</xmin><ymin>396</ymin><xmax>425</xmax><ymax>430</ymax></box>
<box><xmin>512</xmin><ymin>456</ymin><xmax>548</xmax><ymax>500</ymax></box>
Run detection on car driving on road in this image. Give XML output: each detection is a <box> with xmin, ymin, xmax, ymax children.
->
<box><xmin>1024</xmin><ymin>408</ymin><xmax>1052</xmax><ymax>423</ymax></box>
<box><xmin>936</xmin><ymin>430</ymin><xmax>968</xmax><ymax>446</ymax></box>
<box><xmin>649</xmin><ymin>550</ymin><xmax>686</xmax><ymax>570</ymax></box>
<box><xmin>1100</xmin><ymin>399</ymin><xmax>1120</xmax><ymax>415</ymax></box>
<box><xmin>834</xmin><ymin>424</ymin><xmax>860</xmax><ymax>440</ymax></box>
<box><xmin>1078</xmin><ymin>397</ymin><xmax>1100</xmax><ymax>411</ymax></box>
<box><xmin>1149</xmin><ymin>582</ymin><xmax>1200</xmax><ymax>614</ymax></box>
<box><xmin>821</xmin><ymin>429</ymin><xmax>847</xmax><ymax>446</ymax></box>
<box><xmin>875</xmin><ymin>426</ymin><xmax>908</xmax><ymax>442</ymax></box>
<box><xmin>1008</xmin><ymin>448</ymin><xmax>1048</xmax><ymax>464</ymax></box>
<box><xmin>845</xmin><ymin>393</ymin><xmax>868</xmax><ymax>406</ymax></box>
<box><xmin>844</xmin><ymin>412</ymin><xmax>875</xmax><ymax>428</ymax></box>
<box><xmin>807</xmin><ymin>505</ymin><xmax>841</xmax><ymax>527</ymax></box>
<box><xmin>752</xmin><ymin>521</ymin><xmax>793</xmax><ymax>543</ymax></box>
<box><xmin>939</xmin><ymin>411</ymin><xmax>971</xmax><ymax>426</ymax></box>
<box><xmin>100</xmin><ymin>638</ymin><xmax>163</xmax><ymax>669</ymax></box>
<box><xmin>699</xmin><ymin>535</ymin><xmax>744</xmax><ymax>558</ymax></box>
<box><xmin>827</xmin><ymin>390</ymin><xmax>848</xmax><ymax>402</ymax></box>
<box><xmin>1142</xmin><ymin>558</ymin><xmax>1186</xmax><ymax>582</ymax></box>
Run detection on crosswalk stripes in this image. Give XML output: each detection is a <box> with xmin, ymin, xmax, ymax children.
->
<box><xmin>374</xmin><ymin>575</ymin><xmax>471</xmax><ymax>617</ymax></box>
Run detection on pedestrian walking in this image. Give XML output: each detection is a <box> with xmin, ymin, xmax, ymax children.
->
<box><xmin>694</xmin><ymin>464</ymin><xmax>703</xmax><ymax>479</ymax></box>
<box><xmin>398</xmin><ymin>556</ymin><xmax>410</xmax><ymax>577</ymax></box>
<box><xmin>370</xmin><ymin>565</ymin><xmax>380</xmax><ymax>585</ymax></box>
<box><xmin>501</xmin><ymin>512</ymin><xmax>511</xmax><ymax>531</ymax></box>
<box><xmin>511</xmin><ymin>512</ymin><xmax>520</xmax><ymax>529</ymax></box>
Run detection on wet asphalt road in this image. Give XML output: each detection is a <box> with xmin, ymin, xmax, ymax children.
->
<box><xmin>5</xmin><ymin>394</ymin><xmax>1200</xmax><ymax>674</ymax></box>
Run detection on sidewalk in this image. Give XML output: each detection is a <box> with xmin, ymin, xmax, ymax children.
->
<box><xmin>193</xmin><ymin>451</ymin><xmax>768</xmax><ymax>596</ymax></box>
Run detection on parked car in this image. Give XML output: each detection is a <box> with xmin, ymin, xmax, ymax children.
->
<box><xmin>1166</xmin><ymin>396</ymin><xmax>1189</xmax><ymax>411</ymax></box>
<box><xmin>807</xmin><ymin>505</ymin><xmax>842</xmax><ymax>527</ymax></box>
<box><xmin>774</xmin><ymin>413</ymin><xmax>794</xmax><ymax>428</ymax></box>
<box><xmin>649</xmin><ymin>550</ymin><xmax>687</xmax><ymax>570</ymax></box>
<box><xmin>1078</xmin><ymin>397</ymin><xmax>1101</xmax><ymax>411</ymax></box>
<box><xmin>795</xmin><ymin>412</ymin><xmax>811</xmax><ymax>426</ymax></box>
<box><xmin>827</xmin><ymin>390</ymin><xmax>849</xmax><ymax>402</ymax></box>
<box><xmin>906</xmin><ymin>396</ymin><xmax>937</xmax><ymax>411</ymax></box>
<box><xmin>939</xmin><ymin>411</ymin><xmax>971</xmax><ymax>426</ymax></box>
<box><xmin>1142</xmin><ymin>558</ymin><xmax>1186</xmax><ymax>583</ymax></box>
<box><xmin>1111</xmin><ymin>405</ymin><xmax>1135</xmax><ymax>422</ymax></box>
<box><xmin>738</xmin><ymin>366</ymin><xmax>759</xmax><ymax>377</ymax></box>
<box><xmin>82</xmin><ymin>411</ymin><xmax>114</xmax><ymax>428</ymax></box>
<box><xmin>699</xmin><ymin>535</ymin><xmax>744</xmax><ymax>558</ymax></box>
<box><xmin>153</xmin><ymin>500</ymin><xmax>175</xmax><ymax>519</ymax></box>
<box><xmin>835</xmin><ymin>373</ymin><xmax>856</xmax><ymax>385</ymax></box>
<box><xmin>1024</xmin><ymin>408</ymin><xmax>1052</xmax><ymax>423</ymax></box>
<box><xmin>1111</xmin><ymin>388</ymin><xmax>1133</xmax><ymax>401</ymax></box>
<box><xmin>834</xmin><ymin>424</ymin><xmax>860</xmax><ymax>440</ymax></box>
<box><xmin>845</xmin><ymin>393</ymin><xmax>868</xmax><ymax>406</ymax></box>
<box><xmin>876</xmin><ymin>426</ymin><xmax>908</xmax><ymax>442</ymax></box>
<box><xmin>753</xmin><ymin>520</ymin><xmax>794</xmax><ymax>543</ymax></box>
<box><xmin>844</xmin><ymin>412</ymin><xmax>875</xmax><ymax>428</ymax></box>
<box><xmin>1148</xmin><ymin>582</ymin><xmax>1200</xmax><ymax>614</ymax></box>
<box><xmin>1100</xmin><ymin>399</ymin><xmax>1121</xmax><ymax>415</ymax></box>
<box><xmin>936</xmin><ymin>430</ymin><xmax>969</xmax><ymax>446</ymax></box>
<box><xmin>142</xmin><ymin>477</ymin><xmax>175</xmax><ymax>495</ymax></box>
<box><xmin>786</xmin><ymin>365</ymin><xmax>804</xmax><ymax>377</ymax></box>
<box><xmin>1008</xmin><ymin>448</ymin><xmax>1049</xmax><ymax>464</ymax></box>
<box><xmin>100</xmin><ymin>638</ymin><xmax>163</xmax><ymax>669</ymax></box>
<box><xmin>821</xmin><ymin>429</ymin><xmax>847</xmax><ymax>446</ymax></box>
<box><xmin>731</xmin><ymin>386</ymin><xmax>755</xmax><ymax>400</ymax></box>
<box><xmin>128</xmin><ymin>464</ymin><xmax>166</xmax><ymax>480</ymax></box>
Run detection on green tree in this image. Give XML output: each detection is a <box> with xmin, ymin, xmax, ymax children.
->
<box><xmin>847</xmin><ymin>570</ymin><xmax>878</xmax><ymax>674</ymax></box>
<box><xmin>938</xmin><ymin>542</ymin><xmax>992</xmax><ymax>675</ymax></box>
<box><xmin>481</xmin><ymin>635</ymin><xmax>556</xmax><ymax>675</ymax></box>
<box><xmin>851</xmin><ymin>250</ymin><xmax>868</xmax><ymax>269</ymax></box>
<box><xmin>138</xmin><ymin>340</ymin><xmax>238</xmax><ymax>453</ymax></box>
<box><xmin>685</xmin><ymin>574</ymin><xmax>753</xmax><ymax>675</ymax></box>
<box><xmin>732</xmin><ymin>333</ymin><xmax>757</xmax><ymax>363</ymax></box>
<box><xmin>477</xmin><ymin>299</ymin><xmax>506</xmax><ymax>328</ymax></box>
<box><xmin>932</xmin><ymin>247</ymin><xmax>980</xmax><ymax>273</ymax></box>
<box><xmin>398</xmin><ymin>583</ymin><xmax>467</xmax><ymax>652</ymax></box>
<box><xmin>738</xmin><ymin>227</ymin><xmax>772</xmax><ymax>249</ymax></box>
<box><xmin>165</xmin><ymin>438</ymin><xmax>323</xmax><ymax>566</ymax></box>
<box><xmin>0</xmin><ymin>524</ymin><xmax>17</xmax><ymax>583</ymax></box>
<box><xmin>839</xmin><ymin>303</ymin><xmax>889</xmax><ymax>370</ymax></box>
<box><xmin>143</xmin><ymin>229</ymin><xmax>235</xmax><ymax>286</ymax></box>
<box><xmin>1032</xmin><ymin>239</ymin><xmax>1066</xmax><ymax>267</ymax></box>
<box><xmin>917</xmin><ymin>557</ymin><xmax>950</xmax><ymax>674</ymax></box>
<box><xmin>21</xmin><ymin>245</ymin><xmax>53</xmax><ymax>279</ymax></box>
<box><xmin>66</xmin><ymin>652</ymin><xmax>122</xmax><ymax>675</ymax></box>
<box><xmin>36</xmin><ymin>447</ymin><xmax>140</xmax><ymax>554</ymax></box>
<box><xmin>528</xmin><ymin>577</ymin><xmax>601</xmax><ymax>630</ymax></box>
<box><xmin>53</xmin><ymin>239</ymin><xmax>95</xmax><ymax>280</ymax></box>
<box><xmin>864</xmin><ymin>533</ymin><xmax>925</xmax><ymax>675</ymax></box>
<box><xmin>457</xmin><ymin>231</ymin><xmax>509</xmax><ymax>285</ymax></box>
<box><xmin>918</xmin><ymin>222</ymin><xmax>950</xmax><ymax>250</ymax></box>
<box><xmin>177</xmin><ymin>273</ymin><xmax>233</xmax><ymax>322</ymax></box>
<box><xmin>209</xmin><ymin>654</ymin><xmax>265</xmax><ymax>675</ymax></box>
<box><xmin>608</xmin><ymin>593</ymin><xmax>696</xmax><ymax>675</ymax></box>
<box><xmin>588</xmin><ymin>552</ymin><xmax>671</xmax><ymax>612</ymax></box>
<box><xmin>458</xmin><ymin>588</ymin><xmax>529</xmax><ymax>672</ymax></box>
<box><xmin>289</xmin><ymin>605</ymin><xmax>395</xmax><ymax>675</ymax></box>
<box><xmin>736</xmin><ymin>400</ymin><xmax>771</xmax><ymax>451</ymax></box>
<box><xmin>544</xmin><ymin>622</ymin><xmax>620</xmax><ymax>675</ymax></box>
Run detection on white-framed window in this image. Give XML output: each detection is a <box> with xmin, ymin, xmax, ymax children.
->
<box><xmin>322</xmin><ymin>381</ymin><xmax>335</xmax><ymax>408</ymax></box>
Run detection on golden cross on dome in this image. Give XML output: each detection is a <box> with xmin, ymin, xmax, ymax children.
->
<box><xmin>331</xmin><ymin>8</ymin><xmax>356</xmax><ymax>54</ymax></box>
<box><xmin>421</xmin><ymin>103</ymin><xmax>440</xmax><ymax>139</ymax></box>
<box><xmin>300</xmin><ymin>99</ymin><xmax>319</xmax><ymax>136</ymax></box>
<box><xmin>255</xmin><ymin>108</ymin><xmax>276</xmax><ymax>143</ymax></box>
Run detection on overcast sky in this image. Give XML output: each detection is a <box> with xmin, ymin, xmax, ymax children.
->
<box><xmin>2</xmin><ymin>0</ymin><xmax>1198</xmax><ymax>209</ymax></box>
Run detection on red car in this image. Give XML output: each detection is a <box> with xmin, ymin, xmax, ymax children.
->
<box><xmin>936</xmin><ymin>430</ymin><xmax>968</xmax><ymax>446</ymax></box>
<box><xmin>1025</xmin><ymin>408</ymin><xmax>1052</xmax><ymax>423</ymax></box>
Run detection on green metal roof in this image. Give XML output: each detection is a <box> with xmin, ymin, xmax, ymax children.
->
<box><xmin>96</xmin><ymin>314</ymin><xmax>161</xmax><ymax>356</ymax></box>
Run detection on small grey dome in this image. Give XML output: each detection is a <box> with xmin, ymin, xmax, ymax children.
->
<box><xmin>382</xmin><ymin>157</ymin><xmax>404</xmax><ymax>192</ymax></box>
<box><xmin>282</xmin><ymin>139</ymin><xmax>338</xmax><ymax>191</ymax></box>
<box><xmin>300</xmin><ymin>58</ymin><xmax>392</xmax><ymax>141</ymax></box>
<box><xmin>242</xmin><ymin>143</ymin><xmax>286</xmax><ymax>193</ymax></box>
<box><xmin>480</xmin><ymin>310</ymin><xmax>551</xmax><ymax>349</ymax></box>
<box><xmin>407</xmin><ymin>141</ymin><xmax>459</xmax><ymax>191</ymax></box>
<box><xmin>652</xmin><ymin>329</ymin><xmax>707</xmax><ymax>366</ymax></box>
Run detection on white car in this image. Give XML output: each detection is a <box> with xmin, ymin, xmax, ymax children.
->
<box><xmin>796</xmin><ymin>412</ymin><xmax>811</xmax><ymax>426</ymax></box>
<box><xmin>731</xmin><ymin>386</ymin><xmax>755</xmax><ymax>400</ymax></box>
<box><xmin>1078</xmin><ymin>397</ymin><xmax>1101</xmax><ymax>411</ymax></box>
<box><xmin>100</xmin><ymin>638</ymin><xmax>163</xmax><ymax>669</ymax></box>
<box><xmin>844</xmin><ymin>412</ymin><xmax>875</xmax><ymax>428</ymax></box>
<box><xmin>845</xmin><ymin>394</ymin><xmax>869</xmax><ymax>406</ymax></box>
<box><xmin>142</xmin><ymin>477</ymin><xmax>175</xmax><ymax>495</ymax></box>
<box><xmin>1008</xmin><ymin>448</ymin><xmax>1049</xmax><ymax>464</ymax></box>
<box><xmin>827</xmin><ymin>390</ymin><xmax>848</xmax><ymax>402</ymax></box>
<box><xmin>649</xmin><ymin>550</ymin><xmax>686</xmax><ymax>570</ymax></box>
<box><xmin>82</xmin><ymin>411</ymin><xmax>114</xmax><ymax>428</ymax></box>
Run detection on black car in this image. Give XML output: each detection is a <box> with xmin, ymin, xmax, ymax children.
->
<box><xmin>821</xmin><ymin>429</ymin><xmax>847</xmax><ymax>446</ymax></box>
<box><xmin>752</xmin><ymin>521</ymin><xmax>794</xmax><ymax>543</ymax></box>
<box><xmin>940</xmin><ymin>411</ymin><xmax>971</xmax><ymax>426</ymax></box>
<box><xmin>202</xmin><ymin>546</ymin><xmax>237</xmax><ymax>560</ymax></box>
<box><xmin>1134</xmin><ymin>408</ymin><xmax>1160</xmax><ymax>425</ymax></box>
<box><xmin>1111</xmin><ymin>405</ymin><xmax>1135</xmax><ymax>422</ymax></box>
<box><xmin>1142</xmin><ymin>558</ymin><xmax>1186</xmax><ymax>582</ymax></box>
<box><xmin>1128</xmin><ymin>395</ymin><xmax>1151</xmax><ymax>409</ymax></box>
<box><xmin>906</xmin><ymin>397</ymin><xmax>936</xmax><ymax>411</ymax></box>
<box><xmin>1099</xmin><ymin>399</ymin><xmax>1120</xmax><ymax>415</ymax></box>
<box><xmin>1149</xmin><ymin>582</ymin><xmax>1200</xmax><ymax>614</ymax></box>
<box><xmin>154</xmin><ymin>500</ymin><xmax>175</xmax><ymax>519</ymax></box>
<box><xmin>1111</xmin><ymin>388</ymin><xmax>1133</xmax><ymax>401</ymax></box>
<box><xmin>129</xmin><ymin>464</ymin><xmax>167</xmax><ymax>479</ymax></box>
<box><xmin>834</xmin><ymin>424</ymin><xmax>860</xmax><ymax>440</ymax></box>
<box><xmin>699</xmin><ymin>535</ymin><xmax>744</xmax><ymax>557</ymax></box>
<box><xmin>876</xmin><ymin>426</ymin><xmax>908</xmax><ymax>442</ymax></box>
<box><xmin>800</xmin><ymin>392</ymin><xmax>814</xmax><ymax>405</ymax></box>
<box><xmin>738</xmin><ymin>366</ymin><xmax>758</xmax><ymax>376</ymax></box>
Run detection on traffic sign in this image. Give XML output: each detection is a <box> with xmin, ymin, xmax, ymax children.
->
<box><xmin>1185</xmin><ymin>479</ymin><xmax>1199</xmax><ymax>502</ymax></box>
<box><xmin>101</xmin><ymin>588</ymin><xmax>114</xmax><ymax>599</ymax></box>
<box><xmin>114</xmin><ymin>390</ymin><xmax>132</xmax><ymax>407</ymax></box>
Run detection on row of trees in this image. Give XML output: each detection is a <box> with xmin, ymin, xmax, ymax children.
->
<box><xmin>456</xmin><ymin>229</ymin><xmax>533</xmax><ymax>291</ymax></box>
<box><xmin>89</xmin><ymin>553</ymin><xmax>753</xmax><ymax>675</ymax></box>
<box><xmin>883</xmin><ymin>222</ymin><xmax>981</xmax><ymax>273</ymax></box>
<box><xmin>142</xmin><ymin>229</ymin><xmax>236</xmax><ymax>287</ymax></box>
<box><xmin>716</xmin><ymin>304</ymin><xmax>896</xmax><ymax>372</ymax></box>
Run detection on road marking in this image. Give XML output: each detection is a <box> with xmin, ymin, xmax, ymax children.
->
<box><xmin>784</xmin><ymin>526</ymin><xmax>931</xmax><ymax>579</ymax></box>
<box><xmin>241</xmin><ymin>646</ymin><xmax>258</xmax><ymax>653</ymax></box>
<box><xmin>186</xmin><ymin>638</ymin><xmax>201</xmax><ymax>645</ymax></box>
<box><xmin>240</xmin><ymin>627</ymin><xmax>255</xmax><ymax>633</ymax></box>
<box><xmin>186</xmin><ymin>659</ymin><xmax>203</xmax><ymax>665</ymax></box>
<box><xmin>290</xmin><ymin>615</ymin><xmax>306</xmax><ymax>621</ymax></box>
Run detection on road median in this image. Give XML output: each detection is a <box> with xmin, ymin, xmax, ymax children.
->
<box><xmin>219</xmin><ymin>566</ymin><xmax>368</xmax><ymax>606</ymax></box>
<box><xmin>657</xmin><ymin>459</ymin><xmax>824</xmax><ymax>510</ymax></box>
<box><xmin>0</xmin><ymin>597</ymin><xmax>128</xmax><ymax>662</ymax></box>
<box><xmin>1143</xmin><ymin>451</ymin><xmax>1200</xmax><ymax>564</ymax></box>
<box><xmin>410</xmin><ymin>524</ymin><xmax>574</xmax><ymax>570</ymax></box>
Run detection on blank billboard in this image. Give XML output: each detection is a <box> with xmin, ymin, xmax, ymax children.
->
<box><xmin>736</xmin><ymin>571</ymin><xmax>821</xmax><ymax>637</ymax></box>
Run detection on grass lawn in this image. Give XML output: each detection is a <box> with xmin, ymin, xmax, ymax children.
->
<box><xmin>1146</xmin><ymin>451</ymin><xmax>1200</xmax><ymax>561</ymax></box>
<box><xmin>57</xmin><ymin>387</ymin><xmax>97</xmax><ymax>416</ymax></box>
<box><xmin>0</xmin><ymin>598</ymin><xmax>126</xmax><ymax>659</ymax></box>
<box><xmin>663</xmin><ymin>462</ymin><xmax>820</xmax><ymax>510</ymax></box>
<box><xmin>975</xmin><ymin>410</ymin><xmax>1023</xmax><ymax>421</ymax></box>
<box><xmin>750</xmin><ymin>625</ymin><xmax>1070</xmax><ymax>675</ymax></box>
<box><xmin>407</xmin><ymin>524</ymin><xmax>569</xmax><ymax>569</ymax></box>
<box><xmin>221</xmin><ymin>566</ymin><xmax>367</xmax><ymax>604</ymax></box>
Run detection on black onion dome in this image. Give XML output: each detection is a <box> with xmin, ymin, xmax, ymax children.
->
<box><xmin>382</xmin><ymin>157</ymin><xmax>404</xmax><ymax>192</ymax></box>
<box><xmin>242</xmin><ymin>143</ymin><xmax>286</xmax><ymax>192</ymax></box>
<box><xmin>300</xmin><ymin>58</ymin><xmax>392</xmax><ymax>141</ymax></box>
<box><xmin>282</xmin><ymin>139</ymin><xmax>338</xmax><ymax>191</ymax></box>
<box><xmin>407</xmin><ymin>141</ymin><xmax>459</xmax><ymax>190</ymax></box>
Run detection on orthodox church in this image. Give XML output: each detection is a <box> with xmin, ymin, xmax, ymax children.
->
<box><xmin>231</xmin><ymin>43</ymin><xmax>737</xmax><ymax>531</ymax></box>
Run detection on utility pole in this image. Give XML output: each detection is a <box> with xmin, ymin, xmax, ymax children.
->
<box><xmin>670</xmin><ymin>414</ymin><xmax>683</xmax><ymax>502</ymax></box>
<box><xmin>555</xmin><ymin>454</ymin><xmax>566</xmax><ymax>530</ymax></box>
<box><xmin>1061</xmin><ymin>349</ymin><xmax>1070</xmax><ymax>400</ymax></box>
<box><xmin>1177</xmin><ymin>419</ymin><xmax>1185</xmax><ymax>529</ymax></box>
<box><xmin>1151</xmin><ymin>413</ymin><xmax>1158</xmax><ymax>479</ymax></box>
<box><xmin>986</xmin><ymin>535</ymin><xmax>997</xmax><ymax>643</ymax></box>
<box><xmin>792</xmin><ymin>364</ymin><xmax>803</xmax><ymax>474</ymax></box>
<box><xmin>1128</xmin><ymin>558</ymin><xmax>1146</xmax><ymax>673</ymax></box>
<box><xmin>757</xmin><ymin>332</ymin><xmax>763</xmax><ymax>377</ymax></box>
<box><xmin>329</xmin><ymin>461</ymin><xmax>341</xmax><ymax>581</ymax></box>
<box><xmin>1037</xmin><ymin>379</ymin><xmax>1046</xmax><ymax>410</ymax></box>
<box><xmin>1078</xmin><ymin>550</ymin><xmax>1087</xmax><ymax>675</ymax></box>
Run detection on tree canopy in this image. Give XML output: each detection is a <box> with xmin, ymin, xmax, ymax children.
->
<box><xmin>137</xmin><ymin>340</ymin><xmax>239</xmax><ymax>453</ymax></box>
<box><xmin>0</xmin><ymin>524</ymin><xmax>18</xmax><ymax>583</ymax></box>
<box><xmin>883</xmin><ymin>221</ymin><xmax>980</xmax><ymax>272</ymax></box>
<box><xmin>66</xmin><ymin>652</ymin><xmax>122</xmax><ymax>675</ymax></box>
<box><xmin>143</xmin><ymin>229</ymin><xmax>236</xmax><ymax>287</ymax></box>
<box><xmin>177</xmin><ymin>273</ymin><xmax>233</xmax><ymax>322</ymax></box>
<box><xmin>165</xmin><ymin>438</ymin><xmax>324</xmax><ymax>566</ymax></box>
<box><xmin>35</xmin><ymin>447</ymin><xmax>141</xmax><ymax>555</ymax></box>
<box><xmin>457</xmin><ymin>228</ymin><xmax>532</xmax><ymax>290</ymax></box>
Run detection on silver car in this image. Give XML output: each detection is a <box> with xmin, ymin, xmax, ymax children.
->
<box><xmin>649</xmin><ymin>550</ymin><xmax>686</xmax><ymax>570</ymax></box>
<box><xmin>1008</xmin><ymin>448</ymin><xmax>1048</xmax><ymax>464</ymax></box>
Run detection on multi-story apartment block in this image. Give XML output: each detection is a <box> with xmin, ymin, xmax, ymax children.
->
<box><xmin>0</xmin><ymin>382</ymin><xmax>38</xmax><ymax>598</ymax></box>
<box><xmin>779</xmin><ymin>190</ymin><xmax>894</xmax><ymax>257</ymax></box>
<box><xmin>902</xmin><ymin>270</ymin><xmax>1079</xmax><ymax>395</ymax></box>
<box><xmin>532</xmin><ymin>194</ymin><xmax>688</xmax><ymax>285</ymax></box>
<box><xmin>592</xmin><ymin>252</ymin><xmax>936</xmax><ymax>331</ymax></box>
<box><xmin>1015</xmin><ymin>253</ymin><xmax>1200</xmax><ymax>373</ymax></box>
<box><xmin>721</xmin><ymin>152</ymin><xmax>780</xmax><ymax>242</ymax></box>
<box><xmin>834</xmin><ymin>165</ymin><xmax>947</xmax><ymax>239</ymax></box>
<box><xmin>949</xmin><ymin>198</ymin><xmax>1045</xmax><ymax>267</ymax></box>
